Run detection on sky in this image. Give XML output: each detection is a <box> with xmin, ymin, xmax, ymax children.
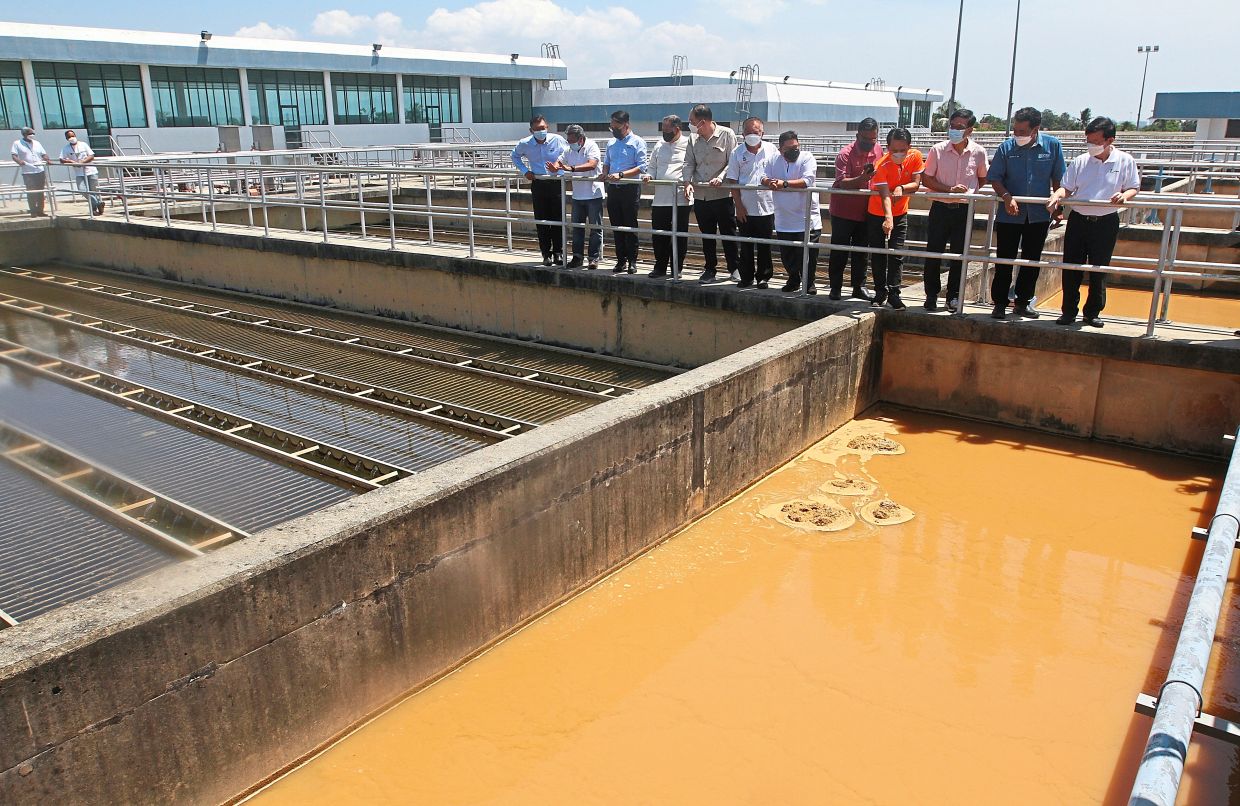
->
<box><xmin>5</xmin><ymin>0</ymin><xmax>1237</xmax><ymax>123</ymax></box>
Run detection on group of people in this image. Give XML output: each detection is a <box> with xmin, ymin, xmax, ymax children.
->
<box><xmin>9</xmin><ymin>128</ymin><xmax>106</xmax><ymax>217</ymax></box>
<box><xmin>511</xmin><ymin>105</ymin><xmax>1141</xmax><ymax>326</ymax></box>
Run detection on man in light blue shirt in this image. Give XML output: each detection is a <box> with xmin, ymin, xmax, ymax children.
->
<box><xmin>987</xmin><ymin>106</ymin><xmax>1065</xmax><ymax>319</ymax></box>
<box><xmin>10</xmin><ymin>127</ymin><xmax>51</xmax><ymax>217</ymax></box>
<box><xmin>600</xmin><ymin>110</ymin><xmax>647</xmax><ymax>273</ymax></box>
<box><xmin>511</xmin><ymin>115</ymin><xmax>569</xmax><ymax>265</ymax></box>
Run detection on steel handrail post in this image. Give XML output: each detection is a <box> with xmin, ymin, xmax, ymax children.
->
<box><xmin>977</xmin><ymin>199</ymin><xmax>997</xmax><ymax>306</ymax></box>
<box><xmin>425</xmin><ymin>173</ymin><xmax>435</xmax><ymax>245</ymax></box>
<box><xmin>504</xmin><ymin>177</ymin><xmax>513</xmax><ymax>251</ymax></box>
<box><xmin>954</xmin><ymin>196</ymin><xmax>975</xmax><ymax>315</ymax></box>
<box><xmin>1143</xmin><ymin>204</ymin><xmax>1174</xmax><ymax>337</ymax></box>
<box><xmin>243</xmin><ymin>168</ymin><xmax>254</xmax><ymax>229</ymax></box>
<box><xmin>800</xmin><ymin>185</ymin><xmax>813</xmax><ymax>295</ymax></box>
<box><xmin>260</xmin><ymin>167</ymin><xmax>270</xmax><ymax>238</ymax></box>
<box><xmin>117</xmin><ymin>167</ymin><xmax>130</xmax><ymax>223</ymax></box>
<box><xmin>387</xmin><ymin>172</ymin><xmax>397</xmax><ymax>250</ymax></box>
<box><xmin>1157</xmin><ymin>207</ymin><xmax>1185</xmax><ymax>323</ymax></box>
<box><xmin>296</xmin><ymin>172</ymin><xmax>307</xmax><ymax>232</ymax></box>
<box><xmin>559</xmin><ymin>174</ymin><xmax>569</xmax><ymax>262</ymax></box>
<box><xmin>671</xmin><ymin>185</ymin><xmax>681</xmax><ymax>281</ymax></box>
<box><xmin>466</xmin><ymin>175</ymin><xmax>476</xmax><ymax>259</ymax></box>
<box><xmin>358</xmin><ymin>167</ymin><xmax>367</xmax><ymax>239</ymax></box>
<box><xmin>319</xmin><ymin>170</ymin><xmax>328</xmax><ymax>243</ymax></box>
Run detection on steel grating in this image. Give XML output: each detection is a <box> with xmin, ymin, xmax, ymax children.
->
<box><xmin>40</xmin><ymin>263</ymin><xmax>677</xmax><ymax>388</ymax></box>
<box><xmin>0</xmin><ymin>310</ymin><xmax>484</xmax><ymax>473</ymax></box>
<box><xmin>0</xmin><ymin>271</ymin><xmax>591</xmax><ymax>426</ymax></box>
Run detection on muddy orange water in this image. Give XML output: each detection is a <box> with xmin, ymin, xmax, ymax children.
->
<box><xmin>1038</xmin><ymin>285</ymin><xmax>1240</xmax><ymax>329</ymax></box>
<box><xmin>251</xmin><ymin>409</ymin><xmax>1234</xmax><ymax>805</ymax></box>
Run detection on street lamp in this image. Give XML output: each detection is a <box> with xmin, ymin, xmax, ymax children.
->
<box><xmin>948</xmin><ymin>0</ymin><xmax>963</xmax><ymax>115</ymax></box>
<box><xmin>1136</xmin><ymin>44</ymin><xmax>1159</xmax><ymax>128</ymax></box>
<box><xmin>1003</xmin><ymin>0</ymin><xmax>1021</xmax><ymax>136</ymax></box>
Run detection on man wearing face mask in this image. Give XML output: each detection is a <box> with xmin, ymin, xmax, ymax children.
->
<box><xmin>10</xmin><ymin>127</ymin><xmax>51</xmax><ymax>217</ymax></box>
<box><xmin>725</xmin><ymin>116</ymin><xmax>778</xmax><ymax>289</ymax></box>
<box><xmin>511</xmin><ymin>115</ymin><xmax>569</xmax><ymax>265</ymax></box>
<box><xmin>684</xmin><ymin>104</ymin><xmax>739</xmax><ymax>284</ymax></box>
<box><xmin>642</xmin><ymin>115</ymin><xmax>692</xmax><ymax>278</ymax></box>
<box><xmin>548</xmin><ymin>125</ymin><xmax>604</xmax><ymax>269</ymax></box>
<box><xmin>1046</xmin><ymin>116</ymin><xmax>1140</xmax><ymax>328</ymax></box>
<box><xmin>828</xmin><ymin>118</ymin><xmax>882</xmax><ymax>301</ymax></box>
<box><xmin>866</xmin><ymin>127</ymin><xmax>924</xmax><ymax>309</ymax></box>
<box><xmin>600</xmin><ymin>110</ymin><xmax>648</xmax><ymax>274</ymax></box>
<box><xmin>920</xmin><ymin>109</ymin><xmax>987</xmax><ymax>311</ymax></box>
<box><xmin>60</xmin><ymin>130</ymin><xmax>103</xmax><ymax>216</ymax></box>
<box><xmin>761</xmin><ymin>131</ymin><xmax>821</xmax><ymax>294</ymax></box>
<box><xmin>988</xmin><ymin>106</ymin><xmax>1065</xmax><ymax>319</ymax></box>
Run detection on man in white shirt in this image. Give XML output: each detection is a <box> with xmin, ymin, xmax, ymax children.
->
<box><xmin>10</xmin><ymin>127</ymin><xmax>51</xmax><ymax>216</ymax></box>
<box><xmin>642</xmin><ymin>115</ymin><xmax>693</xmax><ymax>278</ymax></box>
<box><xmin>549</xmin><ymin>125</ymin><xmax>604</xmax><ymax>269</ymax></box>
<box><xmin>1046</xmin><ymin>116</ymin><xmax>1140</xmax><ymax>328</ymax></box>
<box><xmin>59</xmin><ymin>129</ymin><xmax>103</xmax><ymax>216</ymax></box>
<box><xmin>761</xmin><ymin>131</ymin><xmax>821</xmax><ymax>294</ymax></box>
<box><xmin>726</xmin><ymin>116</ymin><xmax>778</xmax><ymax>289</ymax></box>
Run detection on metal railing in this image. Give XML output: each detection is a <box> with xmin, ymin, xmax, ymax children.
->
<box><xmin>38</xmin><ymin>158</ymin><xmax>1240</xmax><ymax>338</ymax></box>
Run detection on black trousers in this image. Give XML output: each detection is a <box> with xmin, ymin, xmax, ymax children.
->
<box><xmin>827</xmin><ymin>215</ymin><xmax>869</xmax><ymax>292</ymax></box>
<box><xmin>651</xmin><ymin>204</ymin><xmax>691</xmax><ymax>273</ymax></box>
<box><xmin>867</xmin><ymin>212</ymin><xmax>908</xmax><ymax>293</ymax></box>
<box><xmin>738</xmin><ymin>213</ymin><xmax>774</xmax><ymax>284</ymax></box>
<box><xmin>992</xmin><ymin>220</ymin><xmax>1051</xmax><ymax>308</ymax></box>
<box><xmin>777</xmin><ymin>230</ymin><xmax>821</xmax><ymax>289</ymax></box>
<box><xmin>530</xmin><ymin>179</ymin><xmax>564</xmax><ymax>257</ymax></box>
<box><xmin>1061</xmin><ymin>211</ymin><xmax>1119</xmax><ymax>319</ymax></box>
<box><xmin>606</xmin><ymin>183</ymin><xmax>642</xmax><ymax>263</ymax></box>
<box><xmin>923</xmin><ymin>201</ymin><xmax>970</xmax><ymax>301</ymax></box>
<box><xmin>693</xmin><ymin>197</ymin><xmax>739</xmax><ymax>273</ymax></box>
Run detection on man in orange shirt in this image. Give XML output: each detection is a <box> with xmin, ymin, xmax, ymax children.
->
<box><xmin>866</xmin><ymin>127</ymin><xmax>923</xmax><ymax>309</ymax></box>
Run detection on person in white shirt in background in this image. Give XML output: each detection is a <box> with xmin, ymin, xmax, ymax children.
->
<box><xmin>10</xmin><ymin>127</ymin><xmax>51</xmax><ymax>216</ymax></box>
<box><xmin>1046</xmin><ymin>116</ymin><xmax>1140</xmax><ymax>328</ymax></box>
<box><xmin>60</xmin><ymin>129</ymin><xmax>103</xmax><ymax>216</ymax></box>
<box><xmin>726</xmin><ymin>116</ymin><xmax>779</xmax><ymax>289</ymax></box>
<box><xmin>761</xmin><ymin>130</ymin><xmax>822</xmax><ymax>294</ymax></box>
<box><xmin>642</xmin><ymin>115</ymin><xmax>693</xmax><ymax>278</ymax></box>
<box><xmin>548</xmin><ymin>125</ymin><xmax>604</xmax><ymax>269</ymax></box>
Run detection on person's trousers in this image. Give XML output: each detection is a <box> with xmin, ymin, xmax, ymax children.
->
<box><xmin>23</xmin><ymin>173</ymin><xmax>46</xmax><ymax>215</ymax></box>
<box><xmin>992</xmin><ymin>220</ymin><xmax>1052</xmax><ymax>308</ymax></box>
<box><xmin>827</xmin><ymin>215</ymin><xmax>869</xmax><ymax>292</ymax></box>
<box><xmin>606</xmin><ymin>183</ymin><xmax>641</xmax><ymax>264</ymax></box>
<box><xmin>651</xmin><ymin>204</ymin><xmax>691</xmax><ymax>274</ymax></box>
<box><xmin>693</xmin><ymin>197</ymin><xmax>739</xmax><ymax>273</ymax></box>
<box><xmin>570</xmin><ymin>197</ymin><xmax>604</xmax><ymax>262</ymax></box>
<box><xmin>738</xmin><ymin>214</ymin><xmax>774</xmax><ymax>284</ymax></box>
<box><xmin>867</xmin><ymin>212</ymin><xmax>908</xmax><ymax>294</ymax></box>
<box><xmin>1060</xmin><ymin>211</ymin><xmax>1119</xmax><ymax>319</ymax></box>
<box><xmin>76</xmin><ymin>174</ymin><xmax>102</xmax><ymax>213</ymax></box>
<box><xmin>530</xmin><ymin>178</ymin><xmax>564</xmax><ymax>258</ymax></box>
<box><xmin>777</xmin><ymin>229</ymin><xmax>821</xmax><ymax>290</ymax></box>
<box><xmin>923</xmin><ymin>201</ymin><xmax>970</xmax><ymax>301</ymax></box>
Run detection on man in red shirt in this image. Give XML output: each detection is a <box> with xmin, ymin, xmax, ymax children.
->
<box><xmin>866</xmin><ymin>127</ymin><xmax>924</xmax><ymax>309</ymax></box>
<box><xmin>827</xmin><ymin>118</ymin><xmax>882</xmax><ymax>300</ymax></box>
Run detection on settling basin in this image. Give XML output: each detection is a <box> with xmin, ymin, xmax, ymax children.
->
<box><xmin>240</xmin><ymin>410</ymin><xmax>1234</xmax><ymax>802</ymax></box>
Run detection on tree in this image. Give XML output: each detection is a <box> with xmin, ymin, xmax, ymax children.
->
<box><xmin>1079</xmin><ymin>108</ymin><xmax>1092</xmax><ymax>127</ymax></box>
<box><xmin>1118</xmin><ymin>120</ymin><xmax>1137</xmax><ymax>131</ymax></box>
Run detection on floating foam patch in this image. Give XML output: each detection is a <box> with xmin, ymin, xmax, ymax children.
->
<box><xmin>859</xmin><ymin>499</ymin><xmax>915</xmax><ymax>526</ymax></box>
<box><xmin>819</xmin><ymin>475</ymin><xmax>878</xmax><ymax>497</ymax></box>
<box><xmin>760</xmin><ymin>496</ymin><xmax>857</xmax><ymax>533</ymax></box>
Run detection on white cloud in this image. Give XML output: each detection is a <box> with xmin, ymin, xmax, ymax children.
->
<box><xmin>233</xmin><ymin>22</ymin><xmax>298</xmax><ymax>40</ymax></box>
<box><xmin>311</xmin><ymin>10</ymin><xmax>374</xmax><ymax>38</ymax></box>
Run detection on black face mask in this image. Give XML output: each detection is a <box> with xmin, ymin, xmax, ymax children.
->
<box><xmin>610</xmin><ymin>126</ymin><xmax>623</xmax><ymax>139</ymax></box>
<box><xmin>856</xmin><ymin>139</ymin><xmax>876</xmax><ymax>152</ymax></box>
<box><xmin>783</xmin><ymin>148</ymin><xmax>800</xmax><ymax>162</ymax></box>
<box><xmin>662</xmin><ymin>131</ymin><xmax>677</xmax><ymax>142</ymax></box>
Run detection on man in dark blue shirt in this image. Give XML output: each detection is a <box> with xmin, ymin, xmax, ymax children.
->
<box><xmin>987</xmin><ymin>107</ymin><xmax>1065</xmax><ymax>319</ymax></box>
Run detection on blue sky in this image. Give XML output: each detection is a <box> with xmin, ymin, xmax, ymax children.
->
<box><xmin>5</xmin><ymin>0</ymin><xmax>1236</xmax><ymax>122</ymax></box>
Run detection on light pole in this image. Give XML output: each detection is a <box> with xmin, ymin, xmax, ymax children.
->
<box><xmin>1136</xmin><ymin>44</ymin><xmax>1159</xmax><ymax>128</ymax></box>
<box><xmin>948</xmin><ymin>0</ymin><xmax>964</xmax><ymax>114</ymax></box>
<box><xmin>1003</xmin><ymin>0</ymin><xmax>1021</xmax><ymax>136</ymax></box>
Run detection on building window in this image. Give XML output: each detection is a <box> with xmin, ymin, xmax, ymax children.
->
<box><xmin>33</xmin><ymin>62</ymin><xmax>147</xmax><ymax>129</ymax></box>
<box><xmin>898</xmin><ymin>99</ymin><xmax>914</xmax><ymax>128</ymax></box>
<box><xmin>331</xmin><ymin>72</ymin><xmax>397</xmax><ymax>124</ymax></box>
<box><xmin>403</xmin><ymin>75</ymin><xmax>461</xmax><ymax>124</ymax></box>
<box><xmin>248</xmin><ymin>70</ymin><xmax>327</xmax><ymax>127</ymax></box>
<box><xmin>149</xmin><ymin>66</ymin><xmax>243</xmax><ymax>127</ymax></box>
<box><xmin>471</xmin><ymin>78</ymin><xmax>532</xmax><ymax>124</ymax></box>
<box><xmin>1226</xmin><ymin>119</ymin><xmax>1240</xmax><ymax>139</ymax></box>
<box><xmin>0</xmin><ymin>61</ymin><xmax>30</xmax><ymax>130</ymax></box>
<box><xmin>914</xmin><ymin>101</ymin><xmax>932</xmax><ymax>128</ymax></box>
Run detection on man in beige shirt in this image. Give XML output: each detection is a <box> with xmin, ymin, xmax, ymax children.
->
<box><xmin>685</xmin><ymin>104</ymin><xmax>739</xmax><ymax>283</ymax></box>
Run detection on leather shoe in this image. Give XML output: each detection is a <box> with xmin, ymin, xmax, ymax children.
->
<box><xmin>923</xmin><ymin>297</ymin><xmax>938</xmax><ymax>311</ymax></box>
<box><xmin>626</xmin><ymin>264</ymin><xmax>637</xmax><ymax>274</ymax></box>
<box><xmin>828</xmin><ymin>289</ymin><xmax>842</xmax><ymax>300</ymax></box>
<box><xmin>1084</xmin><ymin>316</ymin><xmax>1104</xmax><ymax>328</ymax></box>
<box><xmin>756</xmin><ymin>281</ymin><xmax>769</xmax><ymax>289</ymax></box>
<box><xmin>1055</xmin><ymin>314</ymin><xmax>1076</xmax><ymax>325</ymax></box>
<box><xmin>736</xmin><ymin>280</ymin><xmax>754</xmax><ymax>289</ymax></box>
<box><xmin>851</xmin><ymin>286</ymin><xmax>875</xmax><ymax>301</ymax></box>
<box><xmin>700</xmin><ymin>271</ymin><xmax>718</xmax><ymax>284</ymax></box>
<box><xmin>887</xmin><ymin>293</ymin><xmax>907</xmax><ymax>310</ymax></box>
<box><xmin>1014</xmin><ymin>304</ymin><xmax>1040</xmax><ymax>319</ymax></box>
<box><xmin>991</xmin><ymin>305</ymin><xmax>1007</xmax><ymax>320</ymax></box>
<box><xmin>543</xmin><ymin>254</ymin><xmax>554</xmax><ymax>266</ymax></box>
<box><xmin>566</xmin><ymin>256</ymin><xmax>583</xmax><ymax>269</ymax></box>
<box><xmin>612</xmin><ymin>261</ymin><xmax>628</xmax><ymax>273</ymax></box>
<box><xmin>780</xmin><ymin>282</ymin><xmax>800</xmax><ymax>292</ymax></box>
<box><xmin>648</xmin><ymin>267</ymin><xmax>667</xmax><ymax>278</ymax></box>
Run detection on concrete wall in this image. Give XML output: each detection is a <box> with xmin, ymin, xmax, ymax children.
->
<box><xmin>0</xmin><ymin>222</ymin><xmax>58</xmax><ymax>265</ymax></box>
<box><xmin>0</xmin><ymin>307</ymin><xmax>880</xmax><ymax>806</ymax></box>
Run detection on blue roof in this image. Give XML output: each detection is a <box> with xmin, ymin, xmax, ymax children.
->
<box><xmin>1153</xmin><ymin>92</ymin><xmax>1240</xmax><ymax>119</ymax></box>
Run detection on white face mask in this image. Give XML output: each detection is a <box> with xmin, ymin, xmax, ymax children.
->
<box><xmin>68</xmin><ymin>136</ymin><xmax>78</xmax><ymax>145</ymax></box>
<box><xmin>947</xmin><ymin>128</ymin><xmax>966</xmax><ymax>144</ymax></box>
<box><xmin>1086</xmin><ymin>143</ymin><xmax>1107</xmax><ymax>157</ymax></box>
<box><xmin>889</xmin><ymin>151</ymin><xmax>908</xmax><ymax>164</ymax></box>
<box><xmin>1014</xmin><ymin>134</ymin><xmax>1034</xmax><ymax>147</ymax></box>
<box><xmin>743</xmin><ymin>133</ymin><xmax>763</xmax><ymax>148</ymax></box>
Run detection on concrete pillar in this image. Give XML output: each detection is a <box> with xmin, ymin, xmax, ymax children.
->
<box><xmin>20</xmin><ymin>60</ymin><xmax>42</xmax><ymax>130</ymax></box>
<box><xmin>323</xmin><ymin>71</ymin><xmax>335</xmax><ymax>126</ymax></box>
<box><xmin>459</xmin><ymin>76</ymin><xmax>473</xmax><ymax>125</ymax></box>
<box><xmin>138</xmin><ymin>64</ymin><xmax>157</xmax><ymax>130</ymax></box>
<box><xmin>238</xmin><ymin>68</ymin><xmax>253</xmax><ymax>126</ymax></box>
<box><xmin>395</xmin><ymin>74</ymin><xmax>405</xmax><ymax>124</ymax></box>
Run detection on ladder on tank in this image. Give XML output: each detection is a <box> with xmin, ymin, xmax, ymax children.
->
<box><xmin>541</xmin><ymin>43</ymin><xmax>564</xmax><ymax>90</ymax></box>
<box><xmin>671</xmin><ymin>55</ymin><xmax>687</xmax><ymax>86</ymax></box>
<box><xmin>735</xmin><ymin>64</ymin><xmax>758</xmax><ymax>118</ymax></box>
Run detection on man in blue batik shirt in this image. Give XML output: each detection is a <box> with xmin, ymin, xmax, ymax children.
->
<box><xmin>988</xmin><ymin>107</ymin><xmax>1065</xmax><ymax>320</ymax></box>
<box><xmin>511</xmin><ymin>115</ymin><xmax>569</xmax><ymax>265</ymax></box>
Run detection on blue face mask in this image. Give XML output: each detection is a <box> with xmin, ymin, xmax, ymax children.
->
<box><xmin>947</xmin><ymin>128</ymin><xmax>966</xmax><ymax>144</ymax></box>
<box><xmin>532</xmin><ymin>130</ymin><xmax>548</xmax><ymax>142</ymax></box>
